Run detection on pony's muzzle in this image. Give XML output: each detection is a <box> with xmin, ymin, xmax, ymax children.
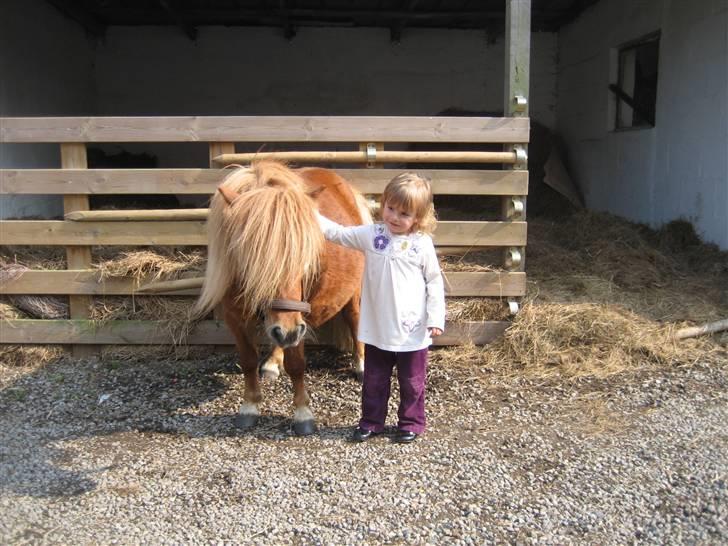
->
<box><xmin>269</xmin><ymin>323</ymin><xmax>307</xmax><ymax>348</ymax></box>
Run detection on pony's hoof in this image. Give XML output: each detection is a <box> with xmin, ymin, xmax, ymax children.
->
<box><xmin>293</xmin><ymin>419</ymin><xmax>317</xmax><ymax>436</ymax></box>
<box><xmin>353</xmin><ymin>370</ymin><xmax>364</xmax><ymax>383</ymax></box>
<box><xmin>234</xmin><ymin>413</ymin><xmax>259</xmax><ymax>429</ymax></box>
<box><xmin>259</xmin><ymin>368</ymin><xmax>280</xmax><ymax>382</ymax></box>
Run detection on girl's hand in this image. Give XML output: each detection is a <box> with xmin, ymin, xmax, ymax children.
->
<box><xmin>428</xmin><ymin>327</ymin><xmax>443</xmax><ymax>337</ymax></box>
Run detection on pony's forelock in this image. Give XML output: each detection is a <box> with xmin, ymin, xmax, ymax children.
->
<box><xmin>194</xmin><ymin>161</ymin><xmax>324</xmax><ymax>318</ymax></box>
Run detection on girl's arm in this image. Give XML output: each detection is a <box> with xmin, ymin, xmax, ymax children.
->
<box><xmin>316</xmin><ymin>212</ymin><xmax>370</xmax><ymax>251</ymax></box>
<box><xmin>422</xmin><ymin>238</ymin><xmax>446</xmax><ymax>334</ymax></box>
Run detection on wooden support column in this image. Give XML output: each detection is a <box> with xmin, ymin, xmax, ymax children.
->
<box><xmin>209</xmin><ymin>143</ymin><xmax>235</xmax><ymax>354</ymax></box>
<box><xmin>502</xmin><ymin>0</ymin><xmax>531</xmax><ymax>307</ymax></box>
<box><xmin>61</xmin><ymin>143</ymin><xmax>97</xmax><ymax>357</ymax></box>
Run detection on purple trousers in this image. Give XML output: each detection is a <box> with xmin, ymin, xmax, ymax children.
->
<box><xmin>359</xmin><ymin>344</ymin><xmax>428</xmax><ymax>435</ymax></box>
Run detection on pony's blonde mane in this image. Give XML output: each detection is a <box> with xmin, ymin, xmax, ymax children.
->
<box><xmin>194</xmin><ymin>161</ymin><xmax>324</xmax><ymax>318</ymax></box>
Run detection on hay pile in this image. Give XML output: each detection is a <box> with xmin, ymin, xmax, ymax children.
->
<box><xmin>439</xmin><ymin>210</ymin><xmax>727</xmax><ymax>377</ymax></box>
<box><xmin>95</xmin><ymin>248</ymin><xmax>205</xmax><ymax>283</ymax></box>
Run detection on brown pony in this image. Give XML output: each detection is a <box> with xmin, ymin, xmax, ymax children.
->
<box><xmin>194</xmin><ymin>161</ymin><xmax>369</xmax><ymax>435</ymax></box>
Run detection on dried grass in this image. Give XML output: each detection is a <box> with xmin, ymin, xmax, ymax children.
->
<box><xmin>95</xmin><ymin>248</ymin><xmax>205</xmax><ymax>284</ymax></box>
<box><xmin>433</xmin><ymin>301</ymin><xmax>722</xmax><ymax>380</ymax></box>
<box><xmin>447</xmin><ymin>297</ymin><xmax>510</xmax><ymax>322</ymax></box>
<box><xmin>0</xmin><ymin>247</ymin><xmax>66</xmax><ymax>271</ymax></box>
<box><xmin>7</xmin><ymin>296</ymin><xmax>68</xmax><ymax>319</ymax></box>
<box><xmin>441</xmin><ymin>250</ymin><xmax>502</xmax><ymax>272</ymax></box>
<box><xmin>484</xmin><ymin>302</ymin><xmax>709</xmax><ymax>377</ymax></box>
<box><xmin>0</xmin><ymin>345</ymin><xmax>64</xmax><ymax>368</ymax></box>
<box><xmin>91</xmin><ymin>296</ymin><xmax>197</xmax><ymax>346</ymax></box>
<box><xmin>1</xmin><ymin>301</ymin><xmax>26</xmax><ymax>320</ymax></box>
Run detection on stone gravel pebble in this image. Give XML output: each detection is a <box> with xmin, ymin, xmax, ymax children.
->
<box><xmin>0</xmin><ymin>349</ymin><xmax>726</xmax><ymax>545</ymax></box>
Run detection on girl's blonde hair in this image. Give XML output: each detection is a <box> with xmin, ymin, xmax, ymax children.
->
<box><xmin>381</xmin><ymin>172</ymin><xmax>437</xmax><ymax>234</ymax></box>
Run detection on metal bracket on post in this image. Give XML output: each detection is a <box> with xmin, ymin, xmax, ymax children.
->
<box><xmin>513</xmin><ymin>144</ymin><xmax>527</xmax><ymax>169</ymax></box>
<box><xmin>507</xmin><ymin>196</ymin><xmax>525</xmax><ymax>219</ymax></box>
<box><xmin>365</xmin><ymin>143</ymin><xmax>377</xmax><ymax>168</ymax></box>
<box><xmin>513</xmin><ymin>95</ymin><xmax>528</xmax><ymax>114</ymax></box>
<box><xmin>505</xmin><ymin>247</ymin><xmax>522</xmax><ymax>269</ymax></box>
<box><xmin>508</xmin><ymin>299</ymin><xmax>520</xmax><ymax>315</ymax></box>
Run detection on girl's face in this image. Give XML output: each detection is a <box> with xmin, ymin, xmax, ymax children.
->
<box><xmin>382</xmin><ymin>200</ymin><xmax>416</xmax><ymax>234</ymax></box>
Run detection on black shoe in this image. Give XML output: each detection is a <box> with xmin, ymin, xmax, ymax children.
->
<box><xmin>394</xmin><ymin>429</ymin><xmax>418</xmax><ymax>444</ymax></box>
<box><xmin>350</xmin><ymin>426</ymin><xmax>374</xmax><ymax>442</ymax></box>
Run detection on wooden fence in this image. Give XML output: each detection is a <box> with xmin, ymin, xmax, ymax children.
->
<box><xmin>0</xmin><ymin>115</ymin><xmax>528</xmax><ymax>352</ymax></box>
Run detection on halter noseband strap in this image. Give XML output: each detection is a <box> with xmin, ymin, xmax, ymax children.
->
<box><xmin>270</xmin><ymin>299</ymin><xmax>311</xmax><ymax>314</ymax></box>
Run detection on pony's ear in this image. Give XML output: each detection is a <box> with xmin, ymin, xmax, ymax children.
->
<box><xmin>306</xmin><ymin>186</ymin><xmax>326</xmax><ymax>200</ymax></box>
<box><xmin>217</xmin><ymin>185</ymin><xmax>240</xmax><ymax>205</ymax></box>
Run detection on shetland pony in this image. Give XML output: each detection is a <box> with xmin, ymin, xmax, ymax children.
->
<box><xmin>194</xmin><ymin>161</ymin><xmax>369</xmax><ymax>435</ymax></box>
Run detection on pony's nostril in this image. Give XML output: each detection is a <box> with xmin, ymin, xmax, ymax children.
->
<box><xmin>271</xmin><ymin>326</ymin><xmax>285</xmax><ymax>345</ymax></box>
<box><xmin>298</xmin><ymin>324</ymin><xmax>307</xmax><ymax>337</ymax></box>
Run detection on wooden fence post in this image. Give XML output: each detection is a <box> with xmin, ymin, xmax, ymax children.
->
<box><xmin>208</xmin><ymin>143</ymin><xmax>235</xmax><ymax>353</ymax></box>
<box><xmin>502</xmin><ymin>0</ymin><xmax>531</xmax><ymax>310</ymax></box>
<box><xmin>61</xmin><ymin>143</ymin><xmax>97</xmax><ymax>357</ymax></box>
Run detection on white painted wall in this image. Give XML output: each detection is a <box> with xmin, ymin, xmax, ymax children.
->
<box><xmin>557</xmin><ymin>0</ymin><xmax>728</xmax><ymax>249</ymax></box>
<box><xmin>0</xmin><ymin>0</ymin><xmax>95</xmax><ymax>219</ymax></box>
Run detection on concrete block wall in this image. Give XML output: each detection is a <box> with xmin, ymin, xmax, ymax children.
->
<box><xmin>91</xmin><ymin>26</ymin><xmax>557</xmax><ymax>168</ymax></box>
<box><xmin>557</xmin><ymin>0</ymin><xmax>728</xmax><ymax>249</ymax></box>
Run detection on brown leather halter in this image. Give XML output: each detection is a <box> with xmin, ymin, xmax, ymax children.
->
<box><xmin>270</xmin><ymin>299</ymin><xmax>311</xmax><ymax>314</ymax></box>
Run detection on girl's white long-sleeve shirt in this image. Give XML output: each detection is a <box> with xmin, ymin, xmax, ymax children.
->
<box><xmin>318</xmin><ymin>213</ymin><xmax>446</xmax><ymax>352</ymax></box>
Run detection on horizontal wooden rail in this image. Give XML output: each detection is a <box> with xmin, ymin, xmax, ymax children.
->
<box><xmin>0</xmin><ymin>220</ymin><xmax>527</xmax><ymax>247</ymax></box>
<box><xmin>0</xmin><ymin>116</ymin><xmax>529</xmax><ymax>143</ymax></box>
<box><xmin>66</xmin><ymin>209</ymin><xmax>208</xmax><ymax>221</ymax></box>
<box><xmin>0</xmin><ymin>169</ymin><xmax>529</xmax><ymax>196</ymax></box>
<box><xmin>0</xmin><ymin>270</ymin><xmax>526</xmax><ymax>297</ymax></box>
<box><xmin>214</xmin><ymin>150</ymin><xmax>517</xmax><ymax>165</ymax></box>
<box><xmin>0</xmin><ymin>319</ymin><xmax>509</xmax><ymax>346</ymax></box>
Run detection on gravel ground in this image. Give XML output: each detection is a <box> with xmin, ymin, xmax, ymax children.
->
<box><xmin>0</xmin><ymin>347</ymin><xmax>726</xmax><ymax>545</ymax></box>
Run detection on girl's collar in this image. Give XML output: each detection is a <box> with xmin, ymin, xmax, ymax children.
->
<box><xmin>378</xmin><ymin>222</ymin><xmax>422</xmax><ymax>238</ymax></box>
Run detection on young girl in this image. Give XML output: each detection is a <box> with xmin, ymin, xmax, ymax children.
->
<box><xmin>317</xmin><ymin>173</ymin><xmax>446</xmax><ymax>443</ymax></box>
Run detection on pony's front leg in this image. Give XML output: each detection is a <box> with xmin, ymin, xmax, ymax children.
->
<box><xmin>260</xmin><ymin>345</ymin><xmax>284</xmax><ymax>381</ymax></box>
<box><xmin>283</xmin><ymin>344</ymin><xmax>316</xmax><ymax>436</ymax></box>
<box><xmin>225</xmin><ymin>312</ymin><xmax>261</xmax><ymax>429</ymax></box>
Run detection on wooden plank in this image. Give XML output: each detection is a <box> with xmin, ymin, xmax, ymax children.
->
<box><xmin>0</xmin><ymin>270</ymin><xmax>195</xmax><ymax>296</ymax></box>
<box><xmin>0</xmin><ymin>319</ymin><xmax>509</xmax><ymax>346</ymax></box>
<box><xmin>0</xmin><ymin>220</ymin><xmax>527</xmax><ymax>247</ymax></box>
<box><xmin>0</xmin><ymin>220</ymin><xmax>207</xmax><ymax>245</ymax></box>
<box><xmin>0</xmin><ymin>270</ymin><xmax>526</xmax><ymax>297</ymax></box>
<box><xmin>0</xmin><ymin>168</ymin><xmax>529</xmax><ymax>196</ymax></box>
<box><xmin>0</xmin><ymin>116</ymin><xmax>530</xmax><ymax>143</ymax></box>
<box><xmin>444</xmin><ymin>271</ymin><xmax>526</xmax><ymax>297</ymax></box>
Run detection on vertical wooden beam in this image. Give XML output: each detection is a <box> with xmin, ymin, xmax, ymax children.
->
<box><xmin>209</xmin><ymin>143</ymin><xmax>235</xmax><ymax>354</ymax></box>
<box><xmin>503</xmin><ymin>0</ymin><xmax>531</xmax><ymax>280</ymax></box>
<box><xmin>61</xmin><ymin>143</ymin><xmax>97</xmax><ymax>357</ymax></box>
